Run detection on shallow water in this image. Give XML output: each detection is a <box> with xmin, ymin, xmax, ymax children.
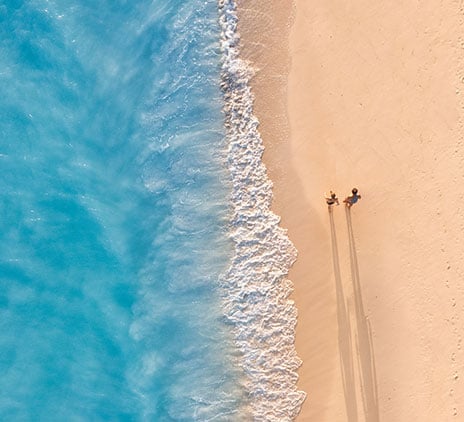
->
<box><xmin>0</xmin><ymin>1</ymin><xmax>247</xmax><ymax>420</ymax></box>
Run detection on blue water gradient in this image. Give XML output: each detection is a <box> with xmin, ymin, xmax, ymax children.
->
<box><xmin>0</xmin><ymin>1</ymin><xmax>246</xmax><ymax>419</ymax></box>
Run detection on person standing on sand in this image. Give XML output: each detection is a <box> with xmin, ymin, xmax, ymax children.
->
<box><xmin>325</xmin><ymin>191</ymin><xmax>340</xmax><ymax>209</ymax></box>
<box><xmin>344</xmin><ymin>188</ymin><xmax>361</xmax><ymax>208</ymax></box>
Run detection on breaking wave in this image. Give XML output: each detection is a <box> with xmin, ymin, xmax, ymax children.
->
<box><xmin>218</xmin><ymin>0</ymin><xmax>307</xmax><ymax>420</ymax></box>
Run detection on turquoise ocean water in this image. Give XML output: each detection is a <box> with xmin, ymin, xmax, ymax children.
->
<box><xmin>0</xmin><ymin>1</ymin><xmax>249</xmax><ymax>420</ymax></box>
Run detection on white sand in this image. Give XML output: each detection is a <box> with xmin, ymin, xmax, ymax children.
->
<box><xmin>238</xmin><ymin>0</ymin><xmax>464</xmax><ymax>420</ymax></box>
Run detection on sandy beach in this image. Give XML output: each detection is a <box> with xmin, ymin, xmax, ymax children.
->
<box><xmin>238</xmin><ymin>0</ymin><xmax>464</xmax><ymax>420</ymax></box>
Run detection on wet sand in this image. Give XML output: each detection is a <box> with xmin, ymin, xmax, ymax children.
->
<box><xmin>237</xmin><ymin>0</ymin><xmax>464</xmax><ymax>420</ymax></box>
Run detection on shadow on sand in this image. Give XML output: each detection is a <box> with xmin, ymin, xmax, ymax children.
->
<box><xmin>329</xmin><ymin>207</ymin><xmax>359</xmax><ymax>422</ymax></box>
<box><xmin>345</xmin><ymin>206</ymin><xmax>380</xmax><ymax>422</ymax></box>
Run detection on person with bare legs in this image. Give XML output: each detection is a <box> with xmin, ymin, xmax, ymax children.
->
<box><xmin>343</xmin><ymin>188</ymin><xmax>361</xmax><ymax>208</ymax></box>
<box><xmin>325</xmin><ymin>191</ymin><xmax>340</xmax><ymax>210</ymax></box>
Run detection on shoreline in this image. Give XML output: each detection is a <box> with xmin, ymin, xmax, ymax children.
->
<box><xmin>235</xmin><ymin>1</ymin><xmax>319</xmax><ymax>419</ymax></box>
<box><xmin>237</xmin><ymin>0</ymin><xmax>464</xmax><ymax>420</ymax></box>
<box><xmin>219</xmin><ymin>1</ymin><xmax>305</xmax><ymax>419</ymax></box>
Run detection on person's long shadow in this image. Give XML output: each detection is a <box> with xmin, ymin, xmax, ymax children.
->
<box><xmin>329</xmin><ymin>207</ymin><xmax>358</xmax><ymax>422</ymax></box>
<box><xmin>345</xmin><ymin>206</ymin><xmax>380</xmax><ymax>422</ymax></box>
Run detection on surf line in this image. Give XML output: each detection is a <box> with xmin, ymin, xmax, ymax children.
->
<box><xmin>218</xmin><ymin>0</ymin><xmax>306</xmax><ymax>420</ymax></box>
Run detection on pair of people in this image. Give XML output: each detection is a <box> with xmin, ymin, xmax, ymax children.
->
<box><xmin>326</xmin><ymin>188</ymin><xmax>361</xmax><ymax>208</ymax></box>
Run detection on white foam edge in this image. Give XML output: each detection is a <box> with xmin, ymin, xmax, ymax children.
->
<box><xmin>217</xmin><ymin>0</ymin><xmax>307</xmax><ymax>420</ymax></box>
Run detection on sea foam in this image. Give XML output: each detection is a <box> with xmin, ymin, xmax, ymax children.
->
<box><xmin>218</xmin><ymin>1</ymin><xmax>307</xmax><ymax>420</ymax></box>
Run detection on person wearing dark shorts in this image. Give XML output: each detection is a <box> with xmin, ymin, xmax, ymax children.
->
<box><xmin>325</xmin><ymin>191</ymin><xmax>340</xmax><ymax>209</ymax></box>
